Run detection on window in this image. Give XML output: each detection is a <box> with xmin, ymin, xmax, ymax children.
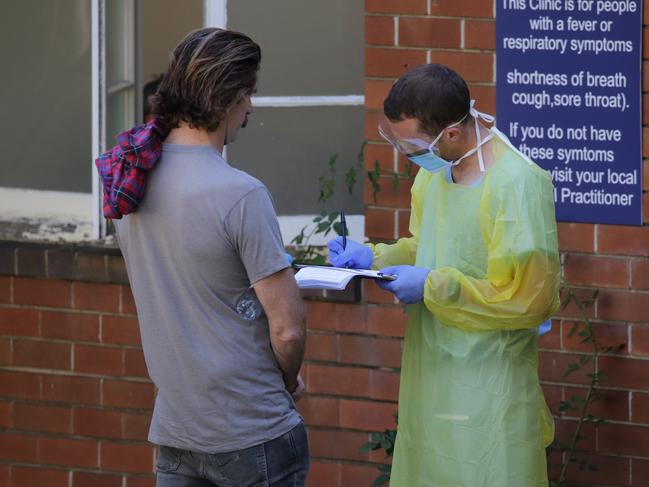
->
<box><xmin>0</xmin><ymin>0</ymin><xmax>365</xmax><ymax>243</ymax></box>
<box><xmin>0</xmin><ymin>1</ymin><xmax>92</xmax><ymax>238</ymax></box>
<box><xmin>226</xmin><ymin>0</ymin><xmax>366</xmax><ymax>243</ymax></box>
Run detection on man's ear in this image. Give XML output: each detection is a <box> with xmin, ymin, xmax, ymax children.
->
<box><xmin>445</xmin><ymin>126</ymin><xmax>462</xmax><ymax>142</ymax></box>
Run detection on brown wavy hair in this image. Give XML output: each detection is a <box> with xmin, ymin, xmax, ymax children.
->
<box><xmin>151</xmin><ymin>28</ymin><xmax>261</xmax><ymax>134</ymax></box>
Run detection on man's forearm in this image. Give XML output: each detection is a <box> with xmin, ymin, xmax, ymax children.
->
<box><xmin>269</xmin><ymin>328</ymin><xmax>305</xmax><ymax>392</ymax></box>
<box><xmin>253</xmin><ymin>268</ymin><xmax>307</xmax><ymax>393</ymax></box>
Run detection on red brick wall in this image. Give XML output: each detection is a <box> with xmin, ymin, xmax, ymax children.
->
<box><xmin>346</xmin><ymin>1</ymin><xmax>649</xmax><ymax>486</ymax></box>
<box><xmin>0</xmin><ymin>245</ymin><xmax>156</xmax><ymax>487</ymax></box>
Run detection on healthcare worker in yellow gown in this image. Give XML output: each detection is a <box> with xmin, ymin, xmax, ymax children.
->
<box><xmin>328</xmin><ymin>64</ymin><xmax>560</xmax><ymax>486</ymax></box>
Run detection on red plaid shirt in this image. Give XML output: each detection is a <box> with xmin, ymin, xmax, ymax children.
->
<box><xmin>95</xmin><ymin>119</ymin><xmax>167</xmax><ymax>219</ymax></box>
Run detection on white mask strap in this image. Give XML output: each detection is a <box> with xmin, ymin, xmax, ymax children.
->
<box><xmin>469</xmin><ymin>99</ymin><xmax>495</xmax><ymax>172</ymax></box>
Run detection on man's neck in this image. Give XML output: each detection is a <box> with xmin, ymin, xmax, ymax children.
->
<box><xmin>451</xmin><ymin>122</ymin><xmax>493</xmax><ymax>185</ymax></box>
<box><xmin>164</xmin><ymin>122</ymin><xmax>226</xmax><ymax>154</ymax></box>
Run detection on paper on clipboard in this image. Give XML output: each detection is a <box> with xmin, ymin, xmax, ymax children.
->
<box><xmin>294</xmin><ymin>265</ymin><xmax>396</xmax><ymax>290</ymax></box>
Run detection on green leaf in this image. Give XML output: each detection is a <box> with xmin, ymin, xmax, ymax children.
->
<box><xmin>567</xmin><ymin>322</ymin><xmax>579</xmax><ymax>338</ymax></box>
<box><xmin>345</xmin><ymin>166</ymin><xmax>358</xmax><ymax>194</ymax></box>
<box><xmin>316</xmin><ymin>221</ymin><xmax>331</xmax><ymax>233</ymax></box>
<box><xmin>356</xmin><ymin>141</ymin><xmax>367</xmax><ymax>169</ymax></box>
<box><xmin>563</xmin><ymin>362</ymin><xmax>581</xmax><ymax>377</ymax></box>
<box><xmin>359</xmin><ymin>443</ymin><xmax>375</xmax><ymax>454</ymax></box>
<box><xmin>367</xmin><ymin>160</ymin><xmax>382</xmax><ymax>204</ymax></box>
<box><xmin>558</xmin><ymin>400</ymin><xmax>577</xmax><ymax>412</ymax></box>
<box><xmin>579</xmin><ymin>355</ymin><xmax>591</xmax><ymax>365</ymax></box>
<box><xmin>391</xmin><ymin>172</ymin><xmax>400</xmax><ymax>191</ymax></box>
<box><xmin>311</xmin><ymin>255</ymin><xmax>327</xmax><ymax>266</ymax></box>
<box><xmin>373</xmin><ymin>474</ymin><xmax>390</xmax><ymax>487</ymax></box>
<box><xmin>290</xmin><ymin>226</ymin><xmax>307</xmax><ymax>245</ymax></box>
<box><xmin>328</xmin><ymin>154</ymin><xmax>338</xmax><ymax>172</ymax></box>
<box><xmin>570</xmin><ymin>394</ymin><xmax>586</xmax><ymax>406</ymax></box>
<box><xmin>404</xmin><ymin>160</ymin><xmax>413</xmax><ymax>177</ymax></box>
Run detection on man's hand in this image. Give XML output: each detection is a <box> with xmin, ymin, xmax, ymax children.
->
<box><xmin>291</xmin><ymin>374</ymin><xmax>305</xmax><ymax>402</ymax></box>
<box><xmin>327</xmin><ymin>237</ymin><xmax>374</xmax><ymax>269</ymax></box>
<box><xmin>254</xmin><ymin>268</ymin><xmax>306</xmax><ymax>393</ymax></box>
<box><xmin>378</xmin><ymin>265</ymin><xmax>430</xmax><ymax>304</ymax></box>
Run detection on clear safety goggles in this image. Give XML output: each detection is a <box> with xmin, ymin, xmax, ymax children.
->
<box><xmin>377</xmin><ymin>115</ymin><xmax>432</xmax><ymax>156</ymax></box>
<box><xmin>377</xmin><ymin>100</ymin><xmax>493</xmax><ymax>156</ymax></box>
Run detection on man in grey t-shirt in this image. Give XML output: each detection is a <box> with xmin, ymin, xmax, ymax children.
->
<box><xmin>114</xmin><ymin>29</ymin><xmax>308</xmax><ymax>486</ymax></box>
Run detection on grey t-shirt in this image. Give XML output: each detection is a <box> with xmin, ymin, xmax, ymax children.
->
<box><xmin>115</xmin><ymin>143</ymin><xmax>301</xmax><ymax>453</ymax></box>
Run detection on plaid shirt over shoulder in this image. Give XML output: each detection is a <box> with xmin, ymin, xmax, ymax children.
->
<box><xmin>95</xmin><ymin>119</ymin><xmax>166</xmax><ymax>219</ymax></box>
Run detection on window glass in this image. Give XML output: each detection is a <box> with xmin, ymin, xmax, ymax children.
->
<box><xmin>106</xmin><ymin>0</ymin><xmax>135</xmax><ymax>143</ymax></box>
<box><xmin>227</xmin><ymin>106</ymin><xmax>365</xmax><ymax>215</ymax></box>
<box><xmin>228</xmin><ymin>0</ymin><xmax>364</xmax><ymax>96</ymax></box>
<box><xmin>141</xmin><ymin>0</ymin><xmax>203</xmax><ymax>98</ymax></box>
<box><xmin>0</xmin><ymin>0</ymin><xmax>91</xmax><ymax>192</ymax></box>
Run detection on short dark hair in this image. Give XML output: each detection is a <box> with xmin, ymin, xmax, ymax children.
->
<box><xmin>151</xmin><ymin>28</ymin><xmax>261</xmax><ymax>133</ymax></box>
<box><xmin>384</xmin><ymin>64</ymin><xmax>470</xmax><ymax>136</ymax></box>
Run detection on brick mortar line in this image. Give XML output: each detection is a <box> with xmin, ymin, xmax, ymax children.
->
<box><xmin>0</xmin><ymin>336</ymin><xmax>142</xmax><ymax>351</ymax></box>
<box><xmin>305</xmin><ymin>331</ymin><xmax>404</xmax><ymax>340</ymax></box>
<box><xmin>365</xmin><ymin>13</ymin><xmax>494</xmax><ymax>21</ymax></box>
<box><xmin>304</xmin><ymin>359</ymin><xmax>401</xmax><ymax>368</ymax></box>
<box><xmin>301</xmin><ymin>392</ymin><xmax>397</xmax><ymax>404</ymax></box>
<box><xmin>366</xmin><ymin>43</ymin><xmax>496</xmax><ymax>54</ymax></box>
<box><xmin>0</xmin><ymin>404</ymin><xmax>154</xmax><ymax>418</ymax></box>
<box><xmin>364</xmin><ymin>78</ymin><xmax>497</xmax><ymax>86</ymax></box>
<box><xmin>0</xmin><ymin>401</ymin><xmax>154</xmax><ymax>416</ymax></box>
<box><xmin>0</xmin><ymin>464</ymin><xmax>155</xmax><ymax>481</ymax></box>
<box><xmin>539</xmin><ymin>382</ymin><xmax>637</xmax><ymax>393</ymax></box>
<box><xmin>307</xmin><ymin>455</ymin><xmax>392</xmax><ymax>467</ymax></box>
<box><xmin>540</xmin><ymin>379</ymin><xmax>649</xmax><ymax>393</ymax></box>
<box><xmin>556</xmin><ymin>284</ymin><xmax>649</xmax><ymax>295</ymax></box>
<box><xmin>0</xmin><ymin>369</ymin><xmax>150</xmax><ymax>382</ymax></box>
<box><xmin>0</xmin><ymin>303</ymin><xmax>137</xmax><ymax>318</ymax></box>
<box><xmin>0</xmin><ymin>429</ymin><xmax>153</xmax><ymax>445</ymax></box>
<box><xmin>537</xmin><ymin>351</ymin><xmax>649</xmax><ymax>360</ymax></box>
<box><xmin>367</xmin><ymin>45</ymin><xmax>494</xmax><ymax>54</ymax></box>
<box><xmin>563</xmin><ymin>251</ymin><xmax>648</xmax><ymax>260</ymax></box>
<box><xmin>538</xmin><ymin>348</ymin><xmax>649</xmax><ymax>359</ymax></box>
<box><xmin>0</xmin><ymin>366</ymin><xmax>152</xmax><ymax>382</ymax></box>
<box><xmin>6</xmin><ymin>397</ymin><xmax>153</xmax><ymax>413</ymax></box>
<box><xmin>0</xmin><ymin>428</ymin><xmax>152</xmax><ymax>446</ymax></box>
<box><xmin>305</xmin><ymin>361</ymin><xmax>400</xmax><ymax>371</ymax></box>
<box><xmin>547</xmin><ymin>417</ymin><xmax>649</xmax><ymax>429</ymax></box>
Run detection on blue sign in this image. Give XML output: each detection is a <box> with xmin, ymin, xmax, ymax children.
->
<box><xmin>496</xmin><ymin>0</ymin><xmax>643</xmax><ymax>225</ymax></box>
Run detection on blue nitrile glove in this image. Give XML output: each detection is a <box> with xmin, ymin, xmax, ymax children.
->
<box><xmin>327</xmin><ymin>237</ymin><xmax>374</xmax><ymax>269</ymax></box>
<box><xmin>537</xmin><ymin>319</ymin><xmax>552</xmax><ymax>336</ymax></box>
<box><xmin>377</xmin><ymin>265</ymin><xmax>430</xmax><ymax>304</ymax></box>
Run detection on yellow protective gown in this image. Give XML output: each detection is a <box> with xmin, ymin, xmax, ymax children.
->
<box><xmin>372</xmin><ymin>128</ymin><xmax>560</xmax><ymax>487</ymax></box>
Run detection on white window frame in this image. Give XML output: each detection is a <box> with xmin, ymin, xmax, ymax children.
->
<box><xmin>92</xmin><ymin>0</ymin><xmax>141</xmax><ymax>239</ymax></box>
<box><xmin>204</xmin><ymin>0</ymin><xmax>366</xmax><ymax>244</ymax></box>
<box><xmin>91</xmin><ymin>0</ymin><xmax>107</xmax><ymax>240</ymax></box>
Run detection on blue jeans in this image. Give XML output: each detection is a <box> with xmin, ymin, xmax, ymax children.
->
<box><xmin>155</xmin><ymin>423</ymin><xmax>309</xmax><ymax>487</ymax></box>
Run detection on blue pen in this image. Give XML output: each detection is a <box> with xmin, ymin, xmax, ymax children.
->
<box><xmin>340</xmin><ymin>211</ymin><xmax>347</xmax><ymax>250</ymax></box>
